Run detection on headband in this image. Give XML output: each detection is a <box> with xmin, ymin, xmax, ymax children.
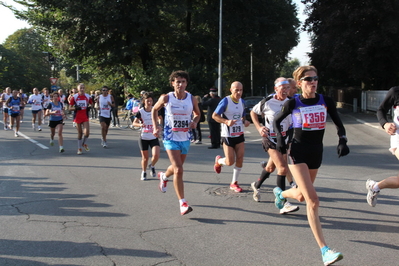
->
<box><xmin>274</xmin><ymin>80</ymin><xmax>289</xmax><ymax>87</ymax></box>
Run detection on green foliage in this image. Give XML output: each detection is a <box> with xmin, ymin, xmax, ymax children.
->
<box><xmin>280</xmin><ymin>58</ymin><xmax>301</xmax><ymax>78</ymax></box>
<box><xmin>1</xmin><ymin>28</ymin><xmax>52</xmax><ymax>90</ymax></box>
<box><xmin>304</xmin><ymin>0</ymin><xmax>399</xmax><ymax>89</ymax></box>
<box><xmin>11</xmin><ymin>0</ymin><xmax>300</xmax><ymax>96</ymax></box>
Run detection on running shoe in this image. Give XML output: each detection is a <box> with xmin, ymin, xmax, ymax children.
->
<box><xmin>322</xmin><ymin>248</ymin><xmax>343</xmax><ymax>266</ymax></box>
<box><xmin>77</xmin><ymin>148</ymin><xmax>83</xmax><ymax>155</ymax></box>
<box><xmin>180</xmin><ymin>202</ymin><xmax>193</xmax><ymax>215</ymax></box>
<box><xmin>14</xmin><ymin>131</ymin><xmax>19</xmax><ymax>137</ymax></box>
<box><xmin>194</xmin><ymin>140</ymin><xmax>202</xmax><ymax>144</ymax></box>
<box><xmin>260</xmin><ymin>161</ymin><xmax>267</xmax><ymax>168</ymax></box>
<box><xmin>230</xmin><ymin>182</ymin><xmax>243</xmax><ymax>192</ymax></box>
<box><xmin>141</xmin><ymin>172</ymin><xmax>147</xmax><ymax>181</ymax></box>
<box><xmin>102</xmin><ymin>141</ymin><xmax>107</xmax><ymax>148</ymax></box>
<box><xmin>101</xmin><ymin>139</ymin><xmax>104</xmax><ymax>146</ymax></box>
<box><xmin>280</xmin><ymin>201</ymin><xmax>299</xmax><ymax>214</ymax></box>
<box><xmin>214</xmin><ymin>155</ymin><xmax>222</xmax><ymax>174</ymax></box>
<box><xmin>38</xmin><ymin>126</ymin><xmax>42</xmax><ymax>131</ymax></box>
<box><xmin>251</xmin><ymin>182</ymin><xmax>260</xmax><ymax>202</ymax></box>
<box><xmin>158</xmin><ymin>172</ymin><xmax>168</xmax><ymax>193</ymax></box>
<box><xmin>83</xmin><ymin>144</ymin><xmax>90</xmax><ymax>151</ymax></box>
<box><xmin>273</xmin><ymin>187</ymin><xmax>286</xmax><ymax>209</ymax></box>
<box><xmin>50</xmin><ymin>139</ymin><xmax>54</xmax><ymax>146</ymax></box>
<box><xmin>4</xmin><ymin>126</ymin><xmax>8</xmax><ymax>131</ymax></box>
<box><xmin>59</xmin><ymin>147</ymin><xmax>65</xmax><ymax>153</ymax></box>
<box><xmin>290</xmin><ymin>181</ymin><xmax>297</xmax><ymax>188</ymax></box>
<box><xmin>366</xmin><ymin>179</ymin><xmax>379</xmax><ymax>207</ymax></box>
<box><xmin>150</xmin><ymin>167</ymin><xmax>156</xmax><ymax>177</ymax></box>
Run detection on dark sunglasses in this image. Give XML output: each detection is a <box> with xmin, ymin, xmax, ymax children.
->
<box><xmin>300</xmin><ymin>76</ymin><xmax>318</xmax><ymax>82</ymax></box>
<box><xmin>102</xmin><ymin>89</ymin><xmax>108</xmax><ymax>92</ymax></box>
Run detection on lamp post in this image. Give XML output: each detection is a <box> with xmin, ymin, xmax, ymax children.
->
<box><xmin>217</xmin><ymin>0</ymin><xmax>223</xmax><ymax>97</ymax></box>
<box><xmin>249</xmin><ymin>44</ymin><xmax>253</xmax><ymax>96</ymax></box>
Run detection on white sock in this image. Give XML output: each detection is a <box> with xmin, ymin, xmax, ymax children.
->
<box><xmin>218</xmin><ymin>157</ymin><xmax>226</xmax><ymax>166</ymax></box>
<box><xmin>162</xmin><ymin>172</ymin><xmax>168</xmax><ymax>181</ymax></box>
<box><xmin>78</xmin><ymin>139</ymin><xmax>82</xmax><ymax>149</ymax></box>
<box><xmin>232</xmin><ymin>167</ymin><xmax>241</xmax><ymax>183</ymax></box>
<box><xmin>179</xmin><ymin>199</ymin><xmax>186</xmax><ymax>206</ymax></box>
<box><xmin>373</xmin><ymin>183</ymin><xmax>380</xmax><ymax>192</ymax></box>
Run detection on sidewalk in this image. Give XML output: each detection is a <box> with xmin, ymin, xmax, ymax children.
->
<box><xmin>338</xmin><ymin>107</ymin><xmax>382</xmax><ymax>130</ymax></box>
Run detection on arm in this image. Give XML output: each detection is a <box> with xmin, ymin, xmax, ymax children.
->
<box><xmin>151</xmin><ymin>94</ymin><xmax>168</xmax><ymax>138</ymax></box>
<box><xmin>325</xmin><ymin>96</ymin><xmax>346</xmax><ymax>138</ymax></box>
<box><xmin>212</xmin><ymin>98</ymin><xmax>236</xmax><ymax>126</ymax></box>
<box><xmin>191</xmin><ymin>96</ymin><xmax>201</xmax><ymax>129</ymax></box>
<box><xmin>377</xmin><ymin>87</ymin><xmax>396</xmax><ymax>135</ymax></box>
<box><xmin>251</xmin><ymin>101</ymin><xmax>267</xmax><ymax>137</ymax></box>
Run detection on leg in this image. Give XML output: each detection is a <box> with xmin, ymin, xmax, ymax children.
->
<box><xmin>141</xmin><ymin>150</ymin><xmax>149</xmax><ymax>171</ymax></box>
<box><xmin>165</xmin><ymin>149</ymin><xmax>187</xmax><ymax>200</ymax></box>
<box><xmin>57</xmin><ymin>124</ymin><xmax>64</xmax><ymax>146</ymax></box>
<box><xmin>151</xmin><ymin>145</ymin><xmax>160</xmax><ymax>166</ymax></box>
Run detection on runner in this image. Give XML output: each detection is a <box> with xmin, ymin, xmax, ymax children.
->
<box><xmin>18</xmin><ymin>89</ymin><xmax>28</xmax><ymax>123</ymax></box>
<box><xmin>133</xmin><ymin>92</ymin><xmax>162</xmax><ymax>180</ymax></box>
<box><xmin>69</xmin><ymin>83</ymin><xmax>93</xmax><ymax>155</ymax></box>
<box><xmin>212</xmin><ymin>81</ymin><xmax>251</xmax><ymax>192</ymax></box>
<box><xmin>367</xmin><ymin>85</ymin><xmax>399</xmax><ymax>206</ymax></box>
<box><xmin>97</xmin><ymin>86</ymin><xmax>114</xmax><ymax>148</ymax></box>
<box><xmin>45</xmin><ymin>92</ymin><xmax>67</xmax><ymax>152</ymax></box>
<box><xmin>42</xmin><ymin>88</ymin><xmax>51</xmax><ymax>124</ymax></box>
<box><xmin>151</xmin><ymin>70</ymin><xmax>201</xmax><ymax>215</ymax></box>
<box><xmin>6</xmin><ymin>89</ymin><xmax>24</xmax><ymax>137</ymax></box>
<box><xmin>1</xmin><ymin>87</ymin><xmax>12</xmax><ymax>130</ymax></box>
<box><xmin>68</xmin><ymin>88</ymin><xmax>78</xmax><ymax>127</ymax></box>
<box><xmin>250</xmin><ymin>77</ymin><xmax>299</xmax><ymax>214</ymax></box>
<box><xmin>28</xmin><ymin>87</ymin><xmax>43</xmax><ymax>131</ymax></box>
<box><xmin>273</xmin><ymin>65</ymin><xmax>349</xmax><ymax>265</ymax></box>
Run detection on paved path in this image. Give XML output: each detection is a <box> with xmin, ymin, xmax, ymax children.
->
<box><xmin>0</xmin><ymin>107</ymin><xmax>397</xmax><ymax>265</ymax></box>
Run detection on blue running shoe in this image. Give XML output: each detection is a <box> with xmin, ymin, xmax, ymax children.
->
<box><xmin>322</xmin><ymin>248</ymin><xmax>343</xmax><ymax>266</ymax></box>
<box><xmin>273</xmin><ymin>187</ymin><xmax>286</xmax><ymax>209</ymax></box>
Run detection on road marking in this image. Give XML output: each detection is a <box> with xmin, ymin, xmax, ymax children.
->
<box><xmin>0</xmin><ymin>121</ymin><xmax>49</xmax><ymax>149</ymax></box>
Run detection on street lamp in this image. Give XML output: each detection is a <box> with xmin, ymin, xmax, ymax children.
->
<box><xmin>249</xmin><ymin>44</ymin><xmax>253</xmax><ymax>96</ymax></box>
<box><xmin>217</xmin><ymin>0</ymin><xmax>223</xmax><ymax>97</ymax></box>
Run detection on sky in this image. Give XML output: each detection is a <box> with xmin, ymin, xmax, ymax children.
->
<box><xmin>0</xmin><ymin>0</ymin><xmax>311</xmax><ymax>65</ymax></box>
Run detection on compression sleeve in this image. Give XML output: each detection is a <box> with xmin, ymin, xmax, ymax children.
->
<box><xmin>324</xmin><ymin>96</ymin><xmax>346</xmax><ymax>137</ymax></box>
<box><xmin>377</xmin><ymin>87</ymin><xmax>396</xmax><ymax>128</ymax></box>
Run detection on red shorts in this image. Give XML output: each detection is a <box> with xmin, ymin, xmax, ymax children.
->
<box><xmin>74</xmin><ymin>110</ymin><xmax>89</xmax><ymax>124</ymax></box>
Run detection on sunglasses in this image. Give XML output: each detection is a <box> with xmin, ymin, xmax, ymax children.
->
<box><xmin>300</xmin><ymin>76</ymin><xmax>318</xmax><ymax>82</ymax></box>
<box><xmin>102</xmin><ymin>90</ymin><xmax>108</xmax><ymax>92</ymax></box>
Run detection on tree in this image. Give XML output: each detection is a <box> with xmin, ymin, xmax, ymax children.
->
<box><xmin>2</xmin><ymin>28</ymin><xmax>52</xmax><ymax>90</ymax></box>
<box><xmin>280</xmin><ymin>58</ymin><xmax>301</xmax><ymax>78</ymax></box>
<box><xmin>304</xmin><ymin>0</ymin><xmax>399</xmax><ymax>89</ymax></box>
<box><xmin>9</xmin><ymin>0</ymin><xmax>300</xmax><ymax>96</ymax></box>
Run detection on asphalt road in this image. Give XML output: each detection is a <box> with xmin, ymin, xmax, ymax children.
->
<box><xmin>0</xmin><ymin>108</ymin><xmax>398</xmax><ymax>266</ymax></box>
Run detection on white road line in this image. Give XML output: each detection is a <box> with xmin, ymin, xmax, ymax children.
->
<box><xmin>0</xmin><ymin>121</ymin><xmax>49</xmax><ymax>149</ymax></box>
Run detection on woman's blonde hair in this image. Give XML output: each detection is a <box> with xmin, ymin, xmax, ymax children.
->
<box><xmin>292</xmin><ymin>65</ymin><xmax>318</xmax><ymax>81</ymax></box>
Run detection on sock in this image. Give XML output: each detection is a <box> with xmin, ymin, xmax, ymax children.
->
<box><xmin>78</xmin><ymin>139</ymin><xmax>82</xmax><ymax>149</ymax></box>
<box><xmin>82</xmin><ymin>136</ymin><xmax>88</xmax><ymax>145</ymax></box>
<box><xmin>179</xmin><ymin>198</ymin><xmax>186</xmax><ymax>205</ymax></box>
<box><xmin>373</xmin><ymin>183</ymin><xmax>380</xmax><ymax>192</ymax></box>
<box><xmin>151</xmin><ymin>166</ymin><xmax>155</xmax><ymax>170</ymax></box>
<box><xmin>162</xmin><ymin>172</ymin><xmax>168</xmax><ymax>181</ymax></box>
<box><xmin>142</xmin><ymin>171</ymin><xmax>146</xmax><ymax>175</ymax></box>
<box><xmin>232</xmin><ymin>167</ymin><xmax>241</xmax><ymax>183</ymax></box>
<box><xmin>255</xmin><ymin>169</ymin><xmax>271</xmax><ymax>188</ymax></box>
<box><xmin>277</xmin><ymin>175</ymin><xmax>286</xmax><ymax>191</ymax></box>
<box><xmin>218</xmin><ymin>157</ymin><xmax>226</xmax><ymax>166</ymax></box>
<box><xmin>321</xmin><ymin>246</ymin><xmax>329</xmax><ymax>255</ymax></box>
<box><xmin>59</xmin><ymin>146</ymin><xmax>64</xmax><ymax>149</ymax></box>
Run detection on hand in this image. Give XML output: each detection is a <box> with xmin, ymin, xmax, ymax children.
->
<box><xmin>244</xmin><ymin>120</ymin><xmax>251</xmax><ymax>127</ymax></box>
<box><xmin>75</xmin><ymin>105</ymin><xmax>82</xmax><ymax>110</ymax></box>
<box><xmin>225</xmin><ymin>120</ymin><xmax>236</xmax><ymax>126</ymax></box>
<box><xmin>258</xmin><ymin>127</ymin><xmax>268</xmax><ymax>137</ymax></box>
<box><xmin>337</xmin><ymin>138</ymin><xmax>350</xmax><ymax>158</ymax></box>
<box><xmin>384</xmin><ymin>122</ymin><xmax>396</xmax><ymax>135</ymax></box>
<box><xmin>276</xmin><ymin>137</ymin><xmax>287</xmax><ymax>154</ymax></box>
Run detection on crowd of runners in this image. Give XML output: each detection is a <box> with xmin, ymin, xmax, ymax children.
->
<box><xmin>2</xmin><ymin>66</ymin><xmax>399</xmax><ymax>266</ymax></box>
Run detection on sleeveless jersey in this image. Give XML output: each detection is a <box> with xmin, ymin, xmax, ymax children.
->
<box><xmin>8</xmin><ymin>97</ymin><xmax>21</xmax><ymax>115</ymax></box>
<box><xmin>218</xmin><ymin>96</ymin><xmax>245</xmax><ymax>138</ymax></box>
<box><xmin>163</xmin><ymin>92</ymin><xmax>193</xmax><ymax>141</ymax></box>
<box><xmin>42</xmin><ymin>95</ymin><xmax>51</xmax><ymax>108</ymax></box>
<box><xmin>137</xmin><ymin>107</ymin><xmax>156</xmax><ymax>140</ymax></box>
<box><xmin>2</xmin><ymin>93</ymin><xmax>11</xmax><ymax>109</ymax></box>
<box><xmin>252</xmin><ymin>96</ymin><xmax>291</xmax><ymax>143</ymax></box>
<box><xmin>98</xmin><ymin>94</ymin><xmax>112</xmax><ymax>118</ymax></box>
<box><xmin>292</xmin><ymin>94</ymin><xmax>327</xmax><ymax>131</ymax></box>
<box><xmin>28</xmin><ymin>94</ymin><xmax>43</xmax><ymax>111</ymax></box>
<box><xmin>47</xmin><ymin>102</ymin><xmax>63</xmax><ymax>121</ymax></box>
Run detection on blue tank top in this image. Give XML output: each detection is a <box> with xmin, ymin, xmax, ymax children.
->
<box><xmin>8</xmin><ymin>97</ymin><xmax>21</xmax><ymax>115</ymax></box>
<box><xmin>292</xmin><ymin>94</ymin><xmax>327</xmax><ymax>131</ymax></box>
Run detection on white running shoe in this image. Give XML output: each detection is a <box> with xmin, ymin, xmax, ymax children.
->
<box><xmin>366</xmin><ymin>179</ymin><xmax>379</xmax><ymax>207</ymax></box>
<box><xmin>141</xmin><ymin>172</ymin><xmax>147</xmax><ymax>181</ymax></box>
<box><xmin>32</xmin><ymin>124</ymin><xmax>36</xmax><ymax>131</ymax></box>
<box><xmin>251</xmin><ymin>182</ymin><xmax>261</xmax><ymax>202</ymax></box>
<box><xmin>180</xmin><ymin>202</ymin><xmax>193</xmax><ymax>215</ymax></box>
<box><xmin>102</xmin><ymin>141</ymin><xmax>107</xmax><ymax>148</ymax></box>
<box><xmin>14</xmin><ymin>131</ymin><xmax>19</xmax><ymax>137</ymax></box>
<box><xmin>158</xmin><ymin>172</ymin><xmax>168</xmax><ymax>193</ymax></box>
<box><xmin>50</xmin><ymin>139</ymin><xmax>54</xmax><ymax>146</ymax></box>
<box><xmin>150</xmin><ymin>167</ymin><xmax>156</xmax><ymax>177</ymax></box>
<box><xmin>38</xmin><ymin>126</ymin><xmax>42</xmax><ymax>131</ymax></box>
<box><xmin>280</xmin><ymin>201</ymin><xmax>299</xmax><ymax>214</ymax></box>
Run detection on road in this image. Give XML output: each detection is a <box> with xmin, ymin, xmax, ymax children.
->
<box><xmin>0</xmin><ymin>108</ymin><xmax>398</xmax><ymax>265</ymax></box>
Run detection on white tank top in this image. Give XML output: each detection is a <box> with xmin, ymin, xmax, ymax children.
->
<box><xmin>163</xmin><ymin>92</ymin><xmax>193</xmax><ymax>141</ymax></box>
<box><xmin>99</xmin><ymin>94</ymin><xmax>112</xmax><ymax>118</ymax></box>
<box><xmin>29</xmin><ymin>94</ymin><xmax>43</xmax><ymax>111</ymax></box>
<box><xmin>138</xmin><ymin>107</ymin><xmax>156</xmax><ymax>140</ymax></box>
<box><xmin>220</xmin><ymin>96</ymin><xmax>244</xmax><ymax>138</ymax></box>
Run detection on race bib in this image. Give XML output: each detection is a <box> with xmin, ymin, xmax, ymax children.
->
<box><xmin>230</xmin><ymin>120</ymin><xmax>244</xmax><ymax>137</ymax></box>
<box><xmin>300</xmin><ymin>105</ymin><xmax>326</xmax><ymax>130</ymax></box>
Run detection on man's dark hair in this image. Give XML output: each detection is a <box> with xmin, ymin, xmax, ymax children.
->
<box><xmin>169</xmin><ymin>70</ymin><xmax>190</xmax><ymax>84</ymax></box>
